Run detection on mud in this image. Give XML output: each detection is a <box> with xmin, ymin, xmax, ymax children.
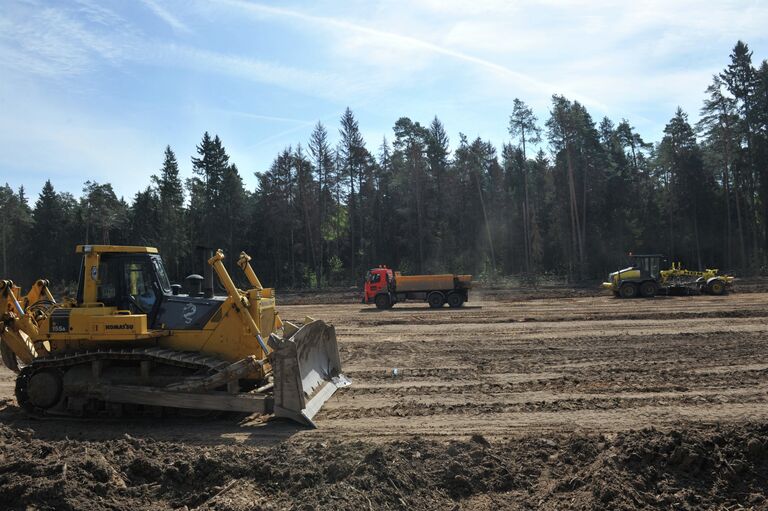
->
<box><xmin>2</xmin><ymin>291</ymin><xmax>768</xmax><ymax>509</ymax></box>
<box><xmin>2</xmin><ymin>423</ymin><xmax>768</xmax><ymax>510</ymax></box>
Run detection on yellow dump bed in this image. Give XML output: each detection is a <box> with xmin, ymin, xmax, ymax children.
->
<box><xmin>394</xmin><ymin>274</ymin><xmax>472</xmax><ymax>292</ymax></box>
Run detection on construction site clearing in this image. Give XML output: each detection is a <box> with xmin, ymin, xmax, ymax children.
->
<box><xmin>3</xmin><ymin>282</ymin><xmax>768</xmax><ymax>510</ymax></box>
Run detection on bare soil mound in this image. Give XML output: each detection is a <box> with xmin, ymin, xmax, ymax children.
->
<box><xmin>2</xmin><ymin>423</ymin><xmax>767</xmax><ymax>510</ymax></box>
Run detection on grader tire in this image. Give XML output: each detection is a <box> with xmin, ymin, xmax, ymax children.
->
<box><xmin>708</xmin><ymin>279</ymin><xmax>726</xmax><ymax>296</ymax></box>
<box><xmin>619</xmin><ymin>282</ymin><xmax>638</xmax><ymax>299</ymax></box>
<box><xmin>639</xmin><ymin>281</ymin><xmax>658</xmax><ymax>298</ymax></box>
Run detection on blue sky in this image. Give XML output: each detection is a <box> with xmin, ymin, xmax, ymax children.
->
<box><xmin>1</xmin><ymin>0</ymin><xmax>767</xmax><ymax>200</ymax></box>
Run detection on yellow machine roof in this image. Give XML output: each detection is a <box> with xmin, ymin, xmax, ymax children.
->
<box><xmin>76</xmin><ymin>245</ymin><xmax>159</xmax><ymax>254</ymax></box>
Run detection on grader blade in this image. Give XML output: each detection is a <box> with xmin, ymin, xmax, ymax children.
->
<box><xmin>268</xmin><ymin>319</ymin><xmax>350</xmax><ymax>427</ymax></box>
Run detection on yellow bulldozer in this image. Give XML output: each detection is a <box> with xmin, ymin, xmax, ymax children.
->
<box><xmin>0</xmin><ymin>245</ymin><xmax>349</xmax><ymax>426</ymax></box>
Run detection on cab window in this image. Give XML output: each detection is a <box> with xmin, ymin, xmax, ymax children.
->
<box><xmin>370</xmin><ymin>272</ymin><xmax>381</xmax><ymax>284</ymax></box>
<box><xmin>124</xmin><ymin>262</ymin><xmax>157</xmax><ymax>313</ymax></box>
<box><xmin>152</xmin><ymin>256</ymin><xmax>172</xmax><ymax>293</ymax></box>
<box><xmin>96</xmin><ymin>259</ymin><xmax>118</xmax><ymax>305</ymax></box>
<box><xmin>649</xmin><ymin>258</ymin><xmax>660</xmax><ymax>278</ymax></box>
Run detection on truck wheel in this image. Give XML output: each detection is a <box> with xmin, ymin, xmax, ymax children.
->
<box><xmin>639</xmin><ymin>281</ymin><xmax>657</xmax><ymax>298</ymax></box>
<box><xmin>619</xmin><ymin>282</ymin><xmax>638</xmax><ymax>298</ymax></box>
<box><xmin>447</xmin><ymin>293</ymin><xmax>464</xmax><ymax>308</ymax></box>
<box><xmin>428</xmin><ymin>292</ymin><xmax>445</xmax><ymax>308</ymax></box>
<box><xmin>375</xmin><ymin>294</ymin><xmax>391</xmax><ymax>309</ymax></box>
<box><xmin>708</xmin><ymin>279</ymin><xmax>726</xmax><ymax>296</ymax></box>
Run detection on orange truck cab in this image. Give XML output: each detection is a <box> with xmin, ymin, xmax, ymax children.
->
<box><xmin>363</xmin><ymin>267</ymin><xmax>472</xmax><ymax>309</ymax></box>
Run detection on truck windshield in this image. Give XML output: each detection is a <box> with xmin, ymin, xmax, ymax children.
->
<box><xmin>370</xmin><ymin>272</ymin><xmax>381</xmax><ymax>283</ymax></box>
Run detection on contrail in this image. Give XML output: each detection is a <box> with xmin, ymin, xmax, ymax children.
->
<box><xmin>214</xmin><ymin>0</ymin><xmax>607</xmax><ymax>110</ymax></box>
<box><xmin>139</xmin><ymin>0</ymin><xmax>192</xmax><ymax>34</ymax></box>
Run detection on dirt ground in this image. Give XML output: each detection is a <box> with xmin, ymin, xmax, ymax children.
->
<box><xmin>2</xmin><ymin>290</ymin><xmax>768</xmax><ymax>509</ymax></box>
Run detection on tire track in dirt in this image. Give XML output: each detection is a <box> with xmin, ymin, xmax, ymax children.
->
<box><xmin>1</xmin><ymin>292</ymin><xmax>767</xmax><ymax>444</ymax></box>
<box><xmin>299</xmin><ymin>294</ymin><xmax>768</xmax><ymax>439</ymax></box>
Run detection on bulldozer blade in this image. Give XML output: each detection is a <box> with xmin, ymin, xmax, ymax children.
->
<box><xmin>268</xmin><ymin>319</ymin><xmax>350</xmax><ymax>427</ymax></box>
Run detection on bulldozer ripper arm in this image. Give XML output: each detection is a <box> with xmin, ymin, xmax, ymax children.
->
<box><xmin>237</xmin><ymin>252</ymin><xmax>264</xmax><ymax>291</ymax></box>
<box><xmin>208</xmin><ymin>250</ymin><xmax>266</xmax><ymax>349</ymax></box>
<box><xmin>25</xmin><ymin>280</ymin><xmax>56</xmax><ymax>308</ymax></box>
<box><xmin>0</xmin><ymin>321</ymin><xmax>37</xmax><ymax>366</ymax></box>
<box><xmin>0</xmin><ymin>280</ymin><xmax>40</xmax><ymax>368</ymax></box>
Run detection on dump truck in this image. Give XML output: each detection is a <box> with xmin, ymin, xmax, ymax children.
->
<box><xmin>602</xmin><ymin>253</ymin><xmax>734</xmax><ymax>298</ymax></box>
<box><xmin>0</xmin><ymin>245</ymin><xmax>349</xmax><ymax>426</ymax></box>
<box><xmin>363</xmin><ymin>266</ymin><xmax>472</xmax><ymax>309</ymax></box>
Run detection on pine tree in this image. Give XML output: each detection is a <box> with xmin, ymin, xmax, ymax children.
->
<box><xmin>392</xmin><ymin>117</ymin><xmax>431</xmax><ymax>272</ymax></box>
<box><xmin>659</xmin><ymin>108</ymin><xmax>715</xmax><ymax>268</ymax></box>
<box><xmin>698</xmin><ymin>76</ymin><xmax>743</xmax><ymax>268</ymax></box>
<box><xmin>128</xmin><ymin>187</ymin><xmax>161</xmax><ymax>246</ymax></box>
<box><xmin>509</xmin><ymin>99</ymin><xmax>542</xmax><ymax>273</ymax></box>
<box><xmin>426</xmin><ymin>117</ymin><xmax>450</xmax><ymax>266</ymax></box>
<box><xmin>309</xmin><ymin>122</ymin><xmax>334</xmax><ymax>286</ymax></box>
<box><xmin>80</xmin><ymin>181</ymin><xmax>127</xmax><ymax>245</ymax></box>
<box><xmin>0</xmin><ymin>185</ymin><xmax>32</xmax><ymax>282</ymax></box>
<box><xmin>152</xmin><ymin>146</ymin><xmax>187</xmax><ymax>279</ymax></box>
<box><xmin>31</xmin><ymin>181</ymin><xmax>66</xmax><ymax>280</ymax></box>
<box><xmin>220</xmin><ymin>163</ymin><xmax>248</xmax><ymax>274</ymax></box>
<box><xmin>338</xmin><ymin>108</ymin><xmax>368</xmax><ymax>279</ymax></box>
<box><xmin>189</xmin><ymin>132</ymin><xmax>231</xmax><ymax>251</ymax></box>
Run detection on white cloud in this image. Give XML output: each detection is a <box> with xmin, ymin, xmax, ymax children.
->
<box><xmin>0</xmin><ymin>4</ymin><xmax>134</xmax><ymax>77</ymax></box>
<box><xmin>212</xmin><ymin>0</ymin><xmax>605</xmax><ymax>108</ymax></box>
<box><xmin>0</xmin><ymin>2</ymin><xmax>371</xmax><ymax>104</ymax></box>
<box><xmin>74</xmin><ymin>0</ymin><xmax>127</xmax><ymax>27</ymax></box>
<box><xmin>139</xmin><ymin>0</ymin><xmax>192</xmax><ymax>34</ymax></box>
<box><xmin>156</xmin><ymin>44</ymin><xmax>368</xmax><ymax>102</ymax></box>
<box><xmin>206</xmin><ymin>108</ymin><xmax>312</xmax><ymax>124</ymax></box>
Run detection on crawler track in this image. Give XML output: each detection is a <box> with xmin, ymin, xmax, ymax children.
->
<box><xmin>15</xmin><ymin>347</ymin><xmax>233</xmax><ymax>417</ymax></box>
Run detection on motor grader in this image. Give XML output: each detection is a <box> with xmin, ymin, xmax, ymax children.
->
<box><xmin>0</xmin><ymin>245</ymin><xmax>349</xmax><ymax>426</ymax></box>
<box><xmin>602</xmin><ymin>253</ymin><xmax>734</xmax><ymax>298</ymax></box>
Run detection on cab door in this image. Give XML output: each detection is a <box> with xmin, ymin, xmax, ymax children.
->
<box><xmin>368</xmin><ymin>271</ymin><xmax>385</xmax><ymax>295</ymax></box>
<box><xmin>121</xmin><ymin>258</ymin><xmax>162</xmax><ymax>325</ymax></box>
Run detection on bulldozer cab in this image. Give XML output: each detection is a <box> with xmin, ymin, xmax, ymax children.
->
<box><xmin>629</xmin><ymin>254</ymin><xmax>665</xmax><ymax>279</ymax></box>
<box><xmin>76</xmin><ymin>249</ymin><xmax>168</xmax><ymax>322</ymax></box>
<box><xmin>75</xmin><ymin>246</ymin><xmax>226</xmax><ymax>330</ymax></box>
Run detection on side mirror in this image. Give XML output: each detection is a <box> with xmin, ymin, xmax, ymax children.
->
<box><xmin>171</xmin><ymin>284</ymin><xmax>182</xmax><ymax>296</ymax></box>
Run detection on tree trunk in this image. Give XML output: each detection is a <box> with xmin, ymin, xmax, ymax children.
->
<box><xmin>413</xmin><ymin>150</ymin><xmax>425</xmax><ymax>273</ymax></box>
<box><xmin>317</xmin><ymin>160</ymin><xmax>324</xmax><ymax>288</ymax></box>
<box><xmin>349</xmin><ymin>163</ymin><xmax>356</xmax><ymax>282</ymax></box>
<box><xmin>521</xmin><ymin>131</ymin><xmax>531</xmax><ymax>274</ymax></box>
<box><xmin>564</xmin><ymin>143</ymin><xmax>583</xmax><ymax>278</ymax></box>
<box><xmin>723</xmin><ymin>128</ymin><xmax>733</xmax><ymax>269</ymax></box>
<box><xmin>475</xmin><ymin>171</ymin><xmax>496</xmax><ymax>275</ymax></box>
